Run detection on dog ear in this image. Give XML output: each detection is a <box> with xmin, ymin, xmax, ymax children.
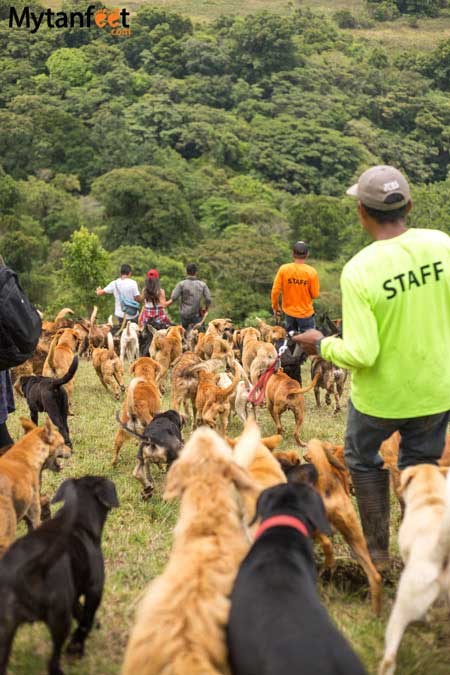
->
<box><xmin>260</xmin><ymin>435</ymin><xmax>283</xmax><ymax>451</ymax></box>
<box><xmin>439</xmin><ymin>466</ymin><xmax>450</xmax><ymax>475</ymax></box>
<box><xmin>94</xmin><ymin>479</ymin><xmax>120</xmax><ymax>509</ymax></box>
<box><xmin>52</xmin><ymin>478</ymin><xmax>75</xmax><ymax>504</ymax></box>
<box><xmin>301</xmin><ymin>487</ymin><xmax>332</xmax><ymax>536</ymax></box>
<box><xmin>20</xmin><ymin>417</ymin><xmax>36</xmax><ymax>434</ymax></box>
<box><xmin>163</xmin><ymin>461</ymin><xmax>185</xmax><ymax>500</ymax></box>
<box><xmin>227</xmin><ymin>462</ymin><xmax>258</xmax><ymax>495</ymax></box>
<box><xmin>399</xmin><ymin>466</ymin><xmax>418</xmax><ymax>495</ymax></box>
<box><xmin>41</xmin><ymin>417</ymin><xmax>55</xmax><ymax>444</ymax></box>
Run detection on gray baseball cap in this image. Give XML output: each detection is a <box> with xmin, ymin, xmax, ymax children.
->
<box><xmin>346</xmin><ymin>165</ymin><xmax>411</xmax><ymax>212</ymax></box>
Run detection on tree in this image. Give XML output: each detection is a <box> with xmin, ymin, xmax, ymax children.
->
<box><xmin>62</xmin><ymin>227</ymin><xmax>109</xmax><ymax>312</ymax></box>
<box><xmin>46</xmin><ymin>48</ymin><xmax>92</xmax><ymax>87</ymax></box>
<box><xmin>288</xmin><ymin>195</ymin><xmax>351</xmax><ymax>260</ymax></box>
<box><xmin>91</xmin><ymin>166</ymin><xmax>196</xmax><ymax>250</ymax></box>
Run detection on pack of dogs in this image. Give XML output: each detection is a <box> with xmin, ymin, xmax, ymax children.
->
<box><xmin>2</xmin><ymin>309</ymin><xmax>449</xmax><ymax>674</ymax></box>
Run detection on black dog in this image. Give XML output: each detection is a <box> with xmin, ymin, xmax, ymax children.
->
<box><xmin>275</xmin><ymin>337</ymin><xmax>308</xmax><ymax>385</ymax></box>
<box><xmin>117</xmin><ymin>409</ymin><xmax>184</xmax><ymax>499</ymax></box>
<box><xmin>19</xmin><ymin>356</ymin><xmax>78</xmax><ymax>448</ymax></box>
<box><xmin>0</xmin><ymin>476</ymin><xmax>119</xmax><ymax>675</ymax></box>
<box><xmin>227</xmin><ymin>482</ymin><xmax>366</xmax><ymax>675</ymax></box>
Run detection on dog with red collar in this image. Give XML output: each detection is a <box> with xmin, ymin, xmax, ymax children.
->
<box><xmin>227</xmin><ymin>482</ymin><xmax>366</xmax><ymax>675</ymax></box>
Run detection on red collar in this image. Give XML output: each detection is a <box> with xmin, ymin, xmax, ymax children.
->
<box><xmin>254</xmin><ymin>515</ymin><xmax>309</xmax><ymax>542</ymax></box>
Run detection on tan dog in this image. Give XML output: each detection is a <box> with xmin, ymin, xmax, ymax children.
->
<box><xmin>112</xmin><ymin>357</ymin><xmax>161</xmax><ymax>466</ymax></box>
<box><xmin>305</xmin><ymin>439</ymin><xmax>382</xmax><ymax>615</ymax></box>
<box><xmin>92</xmin><ymin>333</ymin><xmax>125</xmax><ymax>400</ymax></box>
<box><xmin>88</xmin><ymin>306</ymin><xmax>113</xmax><ymax>357</ymax></box>
<box><xmin>265</xmin><ymin>371</ymin><xmax>319</xmax><ymax>446</ymax></box>
<box><xmin>40</xmin><ymin>307</ymin><xmax>74</xmax><ymax>333</ymax></box>
<box><xmin>229</xmin><ymin>430</ymin><xmax>285</xmax><ymax>529</ymax></box>
<box><xmin>195</xmin><ymin>363</ymin><xmax>240</xmax><ymax>434</ymax></box>
<box><xmin>171</xmin><ymin>351</ymin><xmax>203</xmax><ymax>423</ymax></box>
<box><xmin>379</xmin><ymin>465</ymin><xmax>450</xmax><ymax>675</ymax></box>
<box><xmin>121</xmin><ymin>423</ymin><xmax>258</xmax><ymax>675</ymax></box>
<box><xmin>256</xmin><ymin>318</ymin><xmax>286</xmax><ymax>343</ymax></box>
<box><xmin>0</xmin><ymin>418</ymin><xmax>70</xmax><ymax>556</ymax></box>
<box><xmin>149</xmin><ymin>325</ymin><xmax>184</xmax><ymax>390</ymax></box>
<box><xmin>43</xmin><ymin>328</ymin><xmax>80</xmax><ymax>411</ymax></box>
<box><xmin>248</xmin><ymin>342</ymin><xmax>278</xmax><ymax>385</ymax></box>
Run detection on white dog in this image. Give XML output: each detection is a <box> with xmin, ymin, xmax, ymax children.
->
<box><xmin>120</xmin><ymin>321</ymin><xmax>140</xmax><ymax>363</ymax></box>
<box><xmin>379</xmin><ymin>465</ymin><xmax>450</xmax><ymax>675</ymax></box>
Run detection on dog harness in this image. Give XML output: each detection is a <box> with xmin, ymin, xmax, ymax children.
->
<box><xmin>254</xmin><ymin>515</ymin><xmax>309</xmax><ymax>542</ymax></box>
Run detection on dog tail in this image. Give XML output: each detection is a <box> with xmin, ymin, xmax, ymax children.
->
<box><xmin>106</xmin><ymin>331</ymin><xmax>115</xmax><ymax>356</ymax></box>
<box><xmin>287</xmin><ymin>372</ymin><xmax>320</xmax><ymax>398</ymax></box>
<box><xmin>437</xmin><ymin>469</ymin><xmax>450</xmax><ymax>557</ymax></box>
<box><xmin>54</xmin><ymin>307</ymin><xmax>74</xmax><ymax>324</ymax></box>
<box><xmin>46</xmin><ymin>331</ymin><xmax>60</xmax><ymax>374</ymax></box>
<box><xmin>232</xmin><ymin>417</ymin><xmax>260</xmax><ymax>469</ymax></box>
<box><xmin>51</xmin><ymin>355</ymin><xmax>78</xmax><ymax>388</ymax></box>
<box><xmin>217</xmin><ymin>362</ymin><xmax>240</xmax><ymax>400</ymax></box>
<box><xmin>11</xmin><ymin>481</ymin><xmax>77</xmax><ymax>594</ymax></box>
<box><xmin>89</xmin><ymin>305</ymin><xmax>98</xmax><ymax>340</ymax></box>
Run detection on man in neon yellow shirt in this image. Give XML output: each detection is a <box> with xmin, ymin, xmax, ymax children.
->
<box><xmin>295</xmin><ymin>166</ymin><xmax>450</xmax><ymax>570</ymax></box>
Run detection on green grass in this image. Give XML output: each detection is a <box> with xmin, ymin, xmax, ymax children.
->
<box><xmin>5</xmin><ymin>359</ymin><xmax>450</xmax><ymax>673</ymax></box>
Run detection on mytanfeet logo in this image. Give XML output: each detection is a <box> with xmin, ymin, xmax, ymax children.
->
<box><xmin>9</xmin><ymin>5</ymin><xmax>131</xmax><ymax>36</ymax></box>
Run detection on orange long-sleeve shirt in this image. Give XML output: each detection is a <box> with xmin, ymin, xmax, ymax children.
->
<box><xmin>271</xmin><ymin>262</ymin><xmax>320</xmax><ymax>318</ymax></box>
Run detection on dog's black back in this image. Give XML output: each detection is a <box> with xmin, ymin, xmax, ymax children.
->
<box><xmin>227</xmin><ymin>483</ymin><xmax>366</xmax><ymax>675</ymax></box>
<box><xmin>138</xmin><ymin>410</ymin><xmax>184</xmax><ymax>464</ymax></box>
<box><xmin>20</xmin><ymin>356</ymin><xmax>78</xmax><ymax>448</ymax></box>
<box><xmin>0</xmin><ymin>476</ymin><xmax>118</xmax><ymax>675</ymax></box>
<box><xmin>275</xmin><ymin>338</ymin><xmax>307</xmax><ymax>384</ymax></box>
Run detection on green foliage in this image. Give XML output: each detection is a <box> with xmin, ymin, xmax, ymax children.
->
<box><xmin>62</xmin><ymin>227</ymin><xmax>109</xmax><ymax>312</ymax></box>
<box><xmin>288</xmin><ymin>195</ymin><xmax>351</xmax><ymax>260</ymax></box>
<box><xmin>333</xmin><ymin>10</ymin><xmax>357</xmax><ymax>28</ymax></box>
<box><xmin>367</xmin><ymin>0</ymin><xmax>447</xmax><ymax>17</ymax></box>
<box><xmin>91</xmin><ymin>166</ymin><xmax>196</xmax><ymax>250</ymax></box>
<box><xmin>46</xmin><ymin>47</ymin><xmax>92</xmax><ymax>86</ymax></box>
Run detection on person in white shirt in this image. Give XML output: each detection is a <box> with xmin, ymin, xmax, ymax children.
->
<box><xmin>96</xmin><ymin>264</ymin><xmax>142</xmax><ymax>322</ymax></box>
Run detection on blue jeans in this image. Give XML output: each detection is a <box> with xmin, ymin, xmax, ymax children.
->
<box><xmin>285</xmin><ymin>314</ymin><xmax>315</xmax><ymax>333</ymax></box>
<box><xmin>345</xmin><ymin>399</ymin><xmax>450</xmax><ymax>471</ymax></box>
<box><xmin>181</xmin><ymin>315</ymin><xmax>206</xmax><ymax>332</ymax></box>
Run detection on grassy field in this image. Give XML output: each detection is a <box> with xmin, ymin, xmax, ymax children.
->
<box><xmin>5</xmin><ymin>358</ymin><xmax>450</xmax><ymax>674</ymax></box>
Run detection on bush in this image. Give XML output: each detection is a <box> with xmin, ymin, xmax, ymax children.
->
<box><xmin>369</xmin><ymin>1</ymin><xmax>401</xmax><ymax>21</ymax></box>
<box><xmin>333</xmin><ymin>10</ymin><xmax>357</xmax><ymax>29</ymax></box>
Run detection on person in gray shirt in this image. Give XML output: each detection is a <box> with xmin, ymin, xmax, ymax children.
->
<box><xmin>166</xmin><ymin>263</ymin><xmax>211</xmax><ymax>330</ymax></box>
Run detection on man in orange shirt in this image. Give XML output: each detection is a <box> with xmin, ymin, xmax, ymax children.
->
<box><xmin>271</xmin><ymin>241</ymin><xmax>320</xmax><ymax>332</ymax></box>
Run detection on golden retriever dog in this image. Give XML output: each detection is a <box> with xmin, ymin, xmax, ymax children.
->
<box><xmin>228</xmin><ymin>430</ymin><xmax>285</xmax><ymax>530</ymax></box>
<box><xmin>256</xmin><ymin>318</ymin><xmax>286</xmax><ymax>343</ymax></box>
<box><xmin>43</xmin><ymin>328</ymin><xmax>81</xmax><ymax>411</ymax></box>
<box><xmin>304</xmin><ymin>439</ymin><xmax>382</xmax><ymax>615</ymax></box>
<box><xmin>248</xmin><ymin>342</ymin><xmax>278</xmax><ymax>385</ymax></box>
<box><xmin>265</xmin><ymin>370</ymin><xmax>319</xmax><ymax>446</ymax></box>
<box><xmin>379</xmin><ymin>465</ymin><xmax>450</xmax><ymax>675</ymax></box>
<box><xmin>112</xmin><ymin>357</ymin><xmax>161</xmax><ymax>466</ymax></box>
<box><xmin>92</xmin><ymin>333</ymin><xmax>125</xmax><ymax>400</ymax></box>
<box><xmin>207</xmin><ymin>318</ymin><xmax>233</xmax><ymax>337</ymax></box>
<box><xmin>121</xmin><ymin>422</ymin><xmax>259</xmax><ymax>675</ymax></box>
<box><xmin>195</xmin><ymin>364</ymin><xmax>240</xmax><ymax>434</ymax></box>
<box><xmin>0</xmin><ymin>418</ymin><xmax>70</xmax><ymax>556</ymax></box>
<box><xmin>149</xmin><ymin>325</ymin><xmax>184</xmax><ymax>390</ymax></box>
<box><xmin>40</xmin><ymin>307</ymin><xmax>75</xmax><ymax>333</ymax></box>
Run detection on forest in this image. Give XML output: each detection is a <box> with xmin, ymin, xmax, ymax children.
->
<box><xmin>1</xmin><ymin>0</ymin><xmax>450</xmax><ymax>321</ymax></box>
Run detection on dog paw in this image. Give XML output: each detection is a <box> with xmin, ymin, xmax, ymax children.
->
<box><xmin>141</xmin><ymin>486</ymin><xmax>154</xmax><ymax>501</ymax></box>
<box><xmin>66</xmin><ymin>639</ymin><xmax>84</xmax><ymax>658</ymax></box>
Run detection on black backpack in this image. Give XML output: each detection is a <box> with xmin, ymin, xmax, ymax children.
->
<box><xmin>0</xmin><ymin>266</ymin><xmax>42</xmax><ymax>371</ymax></box>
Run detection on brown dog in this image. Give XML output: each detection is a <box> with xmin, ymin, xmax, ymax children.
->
<box><xmin>256</xmin><ymin>318</ymin><xmax>286</xmax><ymax>343</ymax></box>
<box><xmin>171</xmin><ymin>351</ymin><xmax>203</xmax><ymax>424</ymax></box>
<box><xmin>149</xmin><ymin>325</ymin><xmax>184</xmax><ymax>390</ymax></box>
<box><xmin>304</xmin><ymin>439</ymin><xmax>382</xmax><ymax>614</ymax></box>
<box><xmin>0</xmin><ymin>418</ymin><xmax>70</xmax><ymax>556</ymax></box>
<box><xmin>112</xmin><ymin>357</ymin><xmax>161</xmax><ymax>466</ymax></box>
<box><xmin>43</xmin><ymin>328</ymin><xmax>81</xmax><ymax>411</ymax></box>
<box><xmin>195</xmin><ymin>363</ymin><xmax>240</xmax><ymax>434</ymax></box>
<box><xmin>87</xmin><ymin>306</ymin><xmax>112</xmax><ymax>357</ymax></box>
<box><xmin>310</xmin><ymin>356</ymin><xmax>348</xmax><ymax>414</ymax></box>
<box><xmin>92</xmin><ymin>333</ymin><xmax>125</xmax><ymax>400</ymax></box>
<box><xmin>229</xmin><ymin>427</ymin><xmax>285</xmax><ymax>529</ymax></box>
<box><xmin>265</xmin><ymin>371</ymin><xmax>319</xmax><ymax>446</ymax></box>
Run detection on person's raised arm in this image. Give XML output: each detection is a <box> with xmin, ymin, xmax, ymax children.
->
<box><xmin>271</xmin><ymin>268</ymin><xmax>283</xmax><ymax>314</ymax></box>
<box><xmin>295</xmin><ymin>268</ymin><xmax>380</xmax><ymax>370</ymax></box>
<box><xmin>96</xmin><ymin>280</ymin><xmax>114</xmax><ymax>297</ymax></box>
<box><xmin>203</xmin><ymin>283</ymin><xmax>211</xmax><ymax>308</ymax></box>
<box><xmin>310</xmin><ymin>270</ymin><xmax>320</xmax><ymax>299</ymax></box>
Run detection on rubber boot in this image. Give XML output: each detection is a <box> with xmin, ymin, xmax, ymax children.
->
<box><xmin>351</xmin><ymin>468</ymin><xmax>390</xmax><ymax>572</ymax></box>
